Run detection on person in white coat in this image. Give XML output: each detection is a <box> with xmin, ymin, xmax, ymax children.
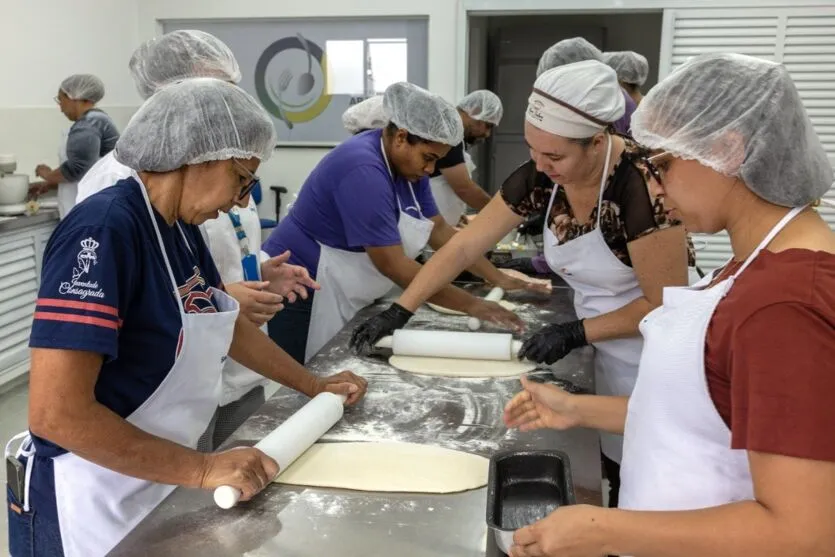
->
<box><xmin>351</xmin><ymin>62</ymin><xmax>692</xmax><ymax>507</ymax></box>
<box><xmin>6</xmin><ymin>79</ymin><xmax>366</xmax><ymax>557</ymax></box>
<box><xmin>29</xmin><ymin>74</ymin><xmax>119</xmax><ymax>218</ymax></box>
<box><xmin>502</xmin><ymin>54</ymin><xmax>835</xmax><ymax>557</ymax></box>
<box><xmin>428</xmin><ymin>90</ymin><xmax>504</xmax><ymax>226</ymax></box>
<box><xmin>75</xmin><ymin>29</ymin><xmax>242</xmax><ymax>204</ymax></box>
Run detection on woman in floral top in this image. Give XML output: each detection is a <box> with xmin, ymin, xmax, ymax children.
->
<box><xmin>352</xmin><ymin>60</ymin><xmax>693</xmax><ymax>508</ymax></box>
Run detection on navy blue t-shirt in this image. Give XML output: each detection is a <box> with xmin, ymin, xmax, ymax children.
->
<box><xmin>29</xmin><ymin>178</ymin><xmax>222</xmax><ymax>456</ymax></box>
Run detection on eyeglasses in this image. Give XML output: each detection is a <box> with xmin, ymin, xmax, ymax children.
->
<box><xmin>644</xmin><ymin>151</ymin><xmax>671</xmax><ymax>185</ymax></box>
<box><xmin>232</xmin><ymin>159</ymin><xmax>260</xmax><ymax>200</ymax></box>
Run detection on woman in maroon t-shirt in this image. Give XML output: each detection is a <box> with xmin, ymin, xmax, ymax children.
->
<box><xmin>503</xmin><ymin>53</ymin><xmax>835</xmax><ymax>556</ymax></box>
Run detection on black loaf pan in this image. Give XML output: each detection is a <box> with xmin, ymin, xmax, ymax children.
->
<box><xmin>486</xmin><ymin>450</ymin><xmax>575</xmax><ymax>554</ymax></box>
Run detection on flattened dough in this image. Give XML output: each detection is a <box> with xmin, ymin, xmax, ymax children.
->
<box><xmin>389</xmin><ymin>354</ymin><xmax>536</xmax><ymax>377</ymax></box>
<box><xmin>274</xmin><ymin>442</ymin><xmax>488</xmax><ymax>493</ymax></box>
<box><xmin>500</xmin><ymin>269</ymin><xmax>552</xmax><ymax>292</ymax></box>
<box><xmin>426</xmin><ymin>300</ymin><xmax>517</xmax><ymax>316</ymax></box>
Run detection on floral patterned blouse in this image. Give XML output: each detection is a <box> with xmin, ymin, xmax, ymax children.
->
<box><xmin>500</xmin><ymin>136</ymin><xmax>696</xmax><ymax>267</ymax></box>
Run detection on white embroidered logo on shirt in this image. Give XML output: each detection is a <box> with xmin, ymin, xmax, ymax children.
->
<box><xmin>59</xmin><ymin>237</ymin><xmax>106</xmax><ymax>300</ymax></box>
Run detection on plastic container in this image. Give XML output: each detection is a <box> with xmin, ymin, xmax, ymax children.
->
<box><xmin>486</xmin><ymin>450</ymin><xmax>575</xmax><ymax>555</ymax></box>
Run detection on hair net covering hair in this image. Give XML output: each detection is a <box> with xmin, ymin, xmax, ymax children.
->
<box><xmin>129</xmin><ymin>30</ymin><xmax>242</xmax><ymax>100</ymax></box>
<box><xmin>536</xmin><ymin>37</ymin><xmax>603</xmax><ymax>78</ymax></box>
<box><xmin>342</xmin><ymin>96</ymin><xmax>388</xmax><ymax>133</ymax></box>
<box><xmin>383</xmin><ymin>82</ymin><xmax>464</xmax><ymax>146</ymax></box>
<box><xmin>632</xmin><ymin>53</ymin><xmax>833</xmax><ymax>207</ymax></box>
<box><xmin>527</xmin><ymin>60</ymin><xmax>625</xmax><ymax>139</ymax></box>
<box><xmin>602</xmin><ymin>51</ymin><xmax>649</xmax><ymax>86</ymax></box>
<box><xmin>457</xmin><ymin>90</ymin><xmax>504</xmax><ymax>125</ymax></box>
<box><xmin>60</xmin><ymin>74</ymin><xmax>105</xmax><ymax>103</ymax></box>
<box><xmin>115</xmin><ymin>78</ymin><xmax>277</xmax><ymax>172</ymax></box>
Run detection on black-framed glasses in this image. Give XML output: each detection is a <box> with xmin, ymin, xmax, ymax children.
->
<box><xmin>644</xmin><ymin>151</ymin><xmax>671</xmax><ymax>185</ymax></box>
<box><xmin>232</xmin><ymin>159</ymin><xmax>260</xmax><ymax>200</ymax></box>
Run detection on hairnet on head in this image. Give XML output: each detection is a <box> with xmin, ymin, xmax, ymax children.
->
<box><xmin>115</xmin><ymin>78</ymin><xmax>277</xmax><ymax>172</ymax></box>
<box><xmin>129</xmin><ymin>30</ymin><xmax>242</xmax><ymax>100</ymax></box>
<box><xmin>632</xmin><ymin>53</ymin><xmax>833</xmax><ymax>208</ymax></box>
<box><xmin>602</xmin><ymin>51</ymin><xmax>649</xmax><ymax>86</ymax></box>
<box><xmin>536</xmin><ymin>37</ymin><xmax>603</xmax><ymax>78</ymax></box>
<box><xmin>457</xmin><ymin>90</ymin><xmax>504</xmax><ymax>126</ymax></box>
<box><xmin>60</xmin><ymin>74</ymin><xmax>105</xmax><ymax>103</ymax></box>
<box><xmin>526</xmin><ymin>60</ymin><xmax>625</xmax><ymax>139</ymax></box>
<box><xmin>383</xmin><ymin>82</ymin><xmax>464</xmax><ymax>146</ymax></box>
<box><xmin>342</xmin><ymin>96</ymin><xmax>387</xmax><ymax>133</ymax></box>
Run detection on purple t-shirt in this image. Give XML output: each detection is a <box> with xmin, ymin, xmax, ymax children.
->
<box><xmin>263</xmin><ymin>129</ymin><xmax>439</xmax><ymax>278</ymax></box>
<box><xmin>613</xmin><ymin>89</ymin><xmax>636</xmax><ymax>136</ymax></box>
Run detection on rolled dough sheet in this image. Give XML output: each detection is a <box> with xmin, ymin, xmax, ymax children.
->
<box><xmin>500</xmin><ymin>268</ymin><xmax>552</xmax><ymax>292</ymax></box>
<box><xmin>274</xmin><ymin>442</ymin><xmax>489</xmax><ymax>493</ymax></box>
<box><xmin>426</xmin><ymin>300</ymin><xmax>517</xmax><ymax>316</ymax></box>
<box><xmin>389</xmin><ymin>354</ymin><xmax>536</xmax><ymax>377</ymax></box>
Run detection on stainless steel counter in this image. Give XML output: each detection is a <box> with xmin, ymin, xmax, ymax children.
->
<box><xmin>111</xmin><ymin>285</ymin><xmax>601</xmax><ymax>557</ymax></box>
<box><xmin>0</xmin><ymin>210</ymin><xmax>59</xmax><ymax>233</ymax></box>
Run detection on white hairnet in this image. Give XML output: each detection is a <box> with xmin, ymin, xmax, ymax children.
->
<box><xmin>60</xmin><ymin>74</ymin><xmax>105</xmax><ymax>103</ymax></box>
<box><xmin>342</xmin><ymin>96</ymin><xmax>387</xmax><ymax>134</ymax></box>
<box><xmin>129</xmin><ymin>30</ymin><xmax>242</xmax><ymax>100</ymax></box>
<box><xmin>115</xmin><ymin>78</ymin><xmax>277</xmax><ymax>172</ymax></box>
<box><xmin>458</xmin><ymin>90</ymin><xmax>504</xmax><ymax>125</ymax></box>
<box><xmin>527</xmin><ymin>60</ymin><xmax>625</xmax><ymax>139</ymax></box>
<box><xmin>383</xmin><ymin>82</ymin><xmax>464</xmax><ymax>146</ymax></box>
<box><xmin>536</xmin><ymin>37</ymin><xmax>603</xmax><ymax>78</ymax></box>
<box><xmin>603</xmin><ymin>51</ymin><xmax>649</xmax><ymax>86</ymax></box>
<box><xmin>632</xmin><ymin>53</ymin><xmax>833</xmax><ymax>207</ymax></box>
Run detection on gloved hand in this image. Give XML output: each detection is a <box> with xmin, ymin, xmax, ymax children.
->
<box><xmin>350</xmin><ymin>303</ymin><xmax>414</xmax><ymax>355</ymax></box>
<box><xmin>518</xmin><ymin>214</ymin><xmax>545</xmax><ymax>237</ymax></box>
<box><xmin>518</xmin><ymin>320</ymin><xmax>588</xmax><ymax>365</ymax></box>
<box><xmin>496</xmin><ymin>257</ymin><xmax>537</xmax><ymax>276</ymax></box>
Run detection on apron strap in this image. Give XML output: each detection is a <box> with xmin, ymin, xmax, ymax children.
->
<box><xmin>380</xmin><ymin>135</ymin><xmax>424</xmax><ymax>218</ymax></box>
<box><xmin>227</xmin><ymin>210</ymin><xmax>252</xmax><ymax>256</ymax></box>
<box><xmin>134</xmin><ymin>174</ymin><xmax>186</xmax><ymax>315</ymax></box>
<box><xmin>730</xmin><ymin>206</ymin><xmax>807</xmax><ymax>280</ymax></box>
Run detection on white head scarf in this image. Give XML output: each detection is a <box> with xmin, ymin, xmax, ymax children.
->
<box><xmin>526</xmin><ymin>60</ymin><xmax>625</xmax><ymax>139</ymax></box>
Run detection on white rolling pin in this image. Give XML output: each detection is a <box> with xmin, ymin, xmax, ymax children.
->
<box><xmin>468</xmin><ymin>286</ymin><xmax>505</xmax><ymax>331</ymax></box>
<box><xmin>375</xmin><ymin>329</ymin><xmax>523</xmax><ymax>361</ymax></box>
<box><xmin>213</xmin><ymin>391</ymin><xmax>346</xmax><ymax>509</ymax></box>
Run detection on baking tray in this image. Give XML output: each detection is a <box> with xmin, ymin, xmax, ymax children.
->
<box><xmin>486</xmin><ymin>450</ymin><xmax>575</xmax><ymax>554</ymax></box>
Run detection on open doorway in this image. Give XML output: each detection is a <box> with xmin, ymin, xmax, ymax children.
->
<box><xmin>467</xmin><ymin>12</ymin><xmax>663</xmax><ymax>194</ymax></box>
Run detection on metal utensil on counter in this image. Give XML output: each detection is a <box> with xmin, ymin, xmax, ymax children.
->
<box><xmin>296</xmin><ymin>33</ymin><xmax>316</xmax><ymax>96</ymax></box>
<box><xmin>269</xmin><ymin>70</ymin><xmax>295</xmax><ymax>130</ymax></box>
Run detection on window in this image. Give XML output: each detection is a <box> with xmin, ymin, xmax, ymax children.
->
<box><xmin>326</xmin><ymin>38</ymin><xmax>408</xmax><ymax>96</ymax></box>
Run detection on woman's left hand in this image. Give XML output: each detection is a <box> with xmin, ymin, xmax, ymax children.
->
<box><xmin>510</xmin><ymin>505</ymin><xmax>608</xmax><ymax>557</ymax></box>
<box><xmin>314</xmin><ymin>370</ymin><xmax>368</xmax><ymax>405</ymax></box>
<box><xmin>261</xmin><ymin>250</ymin><xmax>320</xmax><ymax>303</ymax></box>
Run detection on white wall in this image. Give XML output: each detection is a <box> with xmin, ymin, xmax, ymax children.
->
<box><xmin>0</xmin><ymin>0</ymin><xmax>141</xmax><ymax>179</ymax></box>
<box><xmin>137</xmin><ymin>0</ymin><xmax>461</xmax><ymax>219</ymax></box>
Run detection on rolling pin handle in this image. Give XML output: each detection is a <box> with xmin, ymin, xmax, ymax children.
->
<box><xmin>511</xmin><ymin>340</ymin><xmax>524</xmax><ymax>357</ymax></box>
<box><xmin>374</xmin><ymin>335</ymin><xmax>394</xmax><ymax>350</ymax></box>
<box><xmin>214</xmin><ymin>485</ymin><xmax>242</xmax><ymax>509</ymax></box>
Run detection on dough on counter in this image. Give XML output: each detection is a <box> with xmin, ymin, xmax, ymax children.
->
<box><xmin>389</xmin><ymin>355</ymin><xmax>536</xmax><ymax>377</ymax></box>
<box><xmin>274</xmin><ymin>442</ymin><xmax>489</xmax><ymax>493</ymax></box>
<box><xmin>500</xmin><ymin>269</ymin><xmax>552</xmax><ymax>292</ymax></box>
<box><xmin>426</xmin><ymin>300</ymin><xmax>517</xmax><ymax>316</ymax></box>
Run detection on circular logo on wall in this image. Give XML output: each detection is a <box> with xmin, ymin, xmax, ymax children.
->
<box><xmin>254</xmin><ymin>34</ymin><xmax>332</xmax><ymax>130</ymax></box>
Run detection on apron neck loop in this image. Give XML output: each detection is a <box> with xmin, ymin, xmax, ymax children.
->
<box><xmin>382</xmin><ymin>136</ymin><xmax>424</xmax><ymax>219</ymax></box>
<box><xmin>595</xmin><ymin>134</ymin><xmax>614</xmax><ymax>228</ymax></box>
<box><xmin>730</xmin><ymin>206</ymin><xmax>806</xmax><ymax>280</ymax></box>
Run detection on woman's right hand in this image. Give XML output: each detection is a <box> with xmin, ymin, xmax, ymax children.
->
<box><xmin>504</xmin><ymin>376</ymin><xmax>581</xmax><ymax>432</ymax></box>
<box><xmin>199</xmin><ymin>447</ymin><xmax>279</xmax><ymax>502</ymax></box>
<box><xmin>225</xmin><ymin>281</ymin><xmax>284</xmax><ymax>326</ymax></box>
<box><xmin>467</xmin><ymin>299</ymin><xmax>525</xmax><ymax>332</ymax></box>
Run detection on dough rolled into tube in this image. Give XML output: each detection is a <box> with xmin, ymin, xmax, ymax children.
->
<box><xmin>214</xmin><ymin>392</ymin><xmax>347</xmax><ymax>509</ymax></box>
<box><xmin>375</xmin><ymin>330</ymin><xmax>524</xmax><ymax>361</ymax></box>
<box><xmin>468</xmin><ymin>286</ymin><xmax>505</xmax><ymax>331</ymax></box>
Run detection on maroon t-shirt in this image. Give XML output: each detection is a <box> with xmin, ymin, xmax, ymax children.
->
<box><xmin>705</xmin><ymin>249</ymin><xmax>835</xmax><ymax>463</ymax></box>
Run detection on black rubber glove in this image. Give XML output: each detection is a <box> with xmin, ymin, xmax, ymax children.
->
<box><xmin>518</xmin><ymin>214</ymin><xmax>545</xmax><ymax>237</ymax></box>
<box><xmin>518</xmin><ymin>320</ymin><xmax>588</xmax><ymax>365</ymax></box>
<box><xmin>496</xmin><ymin>257</ymin><xmax>537</xmax><ymax>276</ymax></box>
<box><xmin>350</xmin><ymin>303</ymin><xmax>414</xmax><ymax>355</ymax></box>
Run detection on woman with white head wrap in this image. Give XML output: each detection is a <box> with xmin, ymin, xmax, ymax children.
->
<box><xmin>603</xmin><ymin>50</ymin><xmax>649</xmax><ymax>105</ymax></box>
<box><xmin>76</xmin><ymin>30</ymin><xmax>242</xmax><ymax>204</ymax></box>
<box><xmin>502</xmin><ymin>54</ymin><xmax>835</xmax><ymax>557</ymax></box>
<box><xmin>30</xmin><ymin>73</ymin><xmax>119</xmax><ymax>218</ymax></box>
<box><xmin>428</xmin><ymin>89</ymin><xmax>506</xmax><ymax>226</ymax></box>
<box><xmin>11</xmin><ymin>79</ymin><xmax>366</xmax><ymax>557</ymax></box>
<box><xmin>262</xmin><ymin>81</ymin><xmax>528</xmax><ymax>364</ymax></box>
<box><xmin>352</xmin><ymin>61</ymin><xmax>692</xmax><ymax>499</ymax></box>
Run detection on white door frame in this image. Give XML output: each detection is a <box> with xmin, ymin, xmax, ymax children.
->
<box><xmin>456</xmin><ymin>0</ymin><xmax>835</xmax><ymax>98</ymax></box>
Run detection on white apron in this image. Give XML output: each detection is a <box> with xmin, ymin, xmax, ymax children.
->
<box><xmin>304</xmin><ymin>138</ymin><xmax>435</xmax><ymax>362</ymax></box>
<box><xmin>56</xmin><ymin>130</ymin><xmax>78</xmax><ymax>219</ymax></box>
<box><xmin>541</xmin><ymin>136</ymin><xmax>644</xmax><ymax>464</ymax></box>
<box><xmin>428</xmin><ymin>149</ymin><xmax>477</xmax><ymax>226</ymax></box>
<box><xmin>18</xmin><ymin>176</ymin><xmax>240</xmax><ymax>557</ymax></box>
<box><xmin>619</xmin><ymin>206</ymin><xmax>805</xmax><ymax>513</ymax></box>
